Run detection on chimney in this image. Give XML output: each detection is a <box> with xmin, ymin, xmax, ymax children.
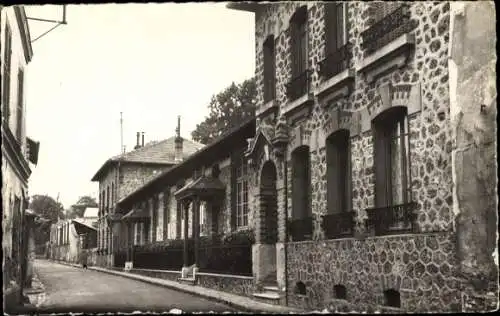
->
<box><xmin>141</xmin><ymin>132</ymin><xmax>145</xmax><ymax>147</ymax></box>
<box><xmin>134</xmin><ymin>132</ymin><xmax>140</xmax><ymax>150</ymax></box>
<box><xmin>174</xmin><ymin>116</ymin><xmax>183</xmax><ymax>162</ymax></box>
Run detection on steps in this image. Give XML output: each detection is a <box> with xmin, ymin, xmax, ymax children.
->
<box><xmin>253</xmin><ymin>282</ymin><xmax>282</xmax><ymax>305</ymax></box>
<box><xmin>178</xmin><ymin>277</ymin><xmax>196</xmax><ymax>285</ymax></box>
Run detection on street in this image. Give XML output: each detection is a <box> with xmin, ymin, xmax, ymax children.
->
<box><xmin>28</xmin><ymin>260</ymin><xmax>238</xmax><ymax>314</ymax></box>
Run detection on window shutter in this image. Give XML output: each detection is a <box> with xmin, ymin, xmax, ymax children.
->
<box><xmin>16</xmin><ymin>69</ymin><xmax>24</xmax><ymax>141</ymax></box>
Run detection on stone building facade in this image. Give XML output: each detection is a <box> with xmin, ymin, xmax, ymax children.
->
<box><xmin>1</xmin><ymin>5</ymin><xmax>40</xmax><ymax>312</ymax></box>
<box><xmin>115</xmin><ymin>119</ymin><xmax>256</xmax><ymax>271</ymax></box>
<box><xmin>91</xmin><ymin>124</ymin><xmax>204</xmax><ymax>267</ymax></box>
<box><xmin>229</xmin><ymin>1</ymin><xmax>497</xmax><ymax>313</ymax></box>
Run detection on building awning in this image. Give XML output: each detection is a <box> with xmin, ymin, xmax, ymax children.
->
<box><xmin>174</xmin><ymin>176</ymin><xmax>226</xmax><ymax>200</ymax></box>
<box><xmin>72</xmin><ymin>220</ymin><xmax>97</xmax><ymax>235</ymax></box>
<box><xmin>121</xmin><ymin>208</ymin><xmax>150</xmax><ymax>222</ymax></box>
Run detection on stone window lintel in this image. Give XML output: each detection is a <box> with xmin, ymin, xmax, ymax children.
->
<box><xmin>356</xmin><ymin>33</ymin><xmax>415</xmax><ymax>84</ymax></box>
<box><xmin>316</xmin><ymin>69</ymin><xmax>355</xmax><ymax>104</ymax></box>
<box><xmin>256</xmin><ymin>99</ymin><xmax>278</xmax><ymax>118</ymax></box>
<box><xmin>283</xmin><ymin>92</ymin><xmax>314</xmax><ymax>122</ymax></box>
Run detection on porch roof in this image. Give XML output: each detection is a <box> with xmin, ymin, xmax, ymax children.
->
<box><xmin>121</xmin><ymin>208</ymin><xmax>150</xmax><ymax>222</ymax></box>
<box><xmin>72</xmin><ymin>220</ymin><xmax>97</xmax><ymax>235</ymax></box>
<box><xmin>174</xmin><ymin>176</ymin><xmax>226</xmax><ymax>200</ymax></box>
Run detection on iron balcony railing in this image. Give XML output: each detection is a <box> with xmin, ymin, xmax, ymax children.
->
<box><xmin>361</xmin><ymin>4</ymin><xmax>414</xmax><ymax>55</ymax></box>
<box><xmin>321</xmin><ymin>211</ymin><xmax>356</xmax><ymax>240</ymax></box>
<box><xmin>319</xmin><ymin>42</ymin><xmax>353</xmax><ymax>79</ymax></box>
<box><xmin>365</xmin><ymin>202</ymin><xmax>418</xmax><ymax>236</ymax></box>
<box><xmin>287</xmin><ymin>217</ymin><xmax>313</xmax><ymax>242</ymax></box>
<box><xmin>285</xmin><ymin>69</ymin><xmax>312</xmax><ymax>102</ymax></box>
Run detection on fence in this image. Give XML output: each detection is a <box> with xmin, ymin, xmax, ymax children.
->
<box><xmin>198</xmin><ymin>244</ymin><xmax>252</xmax><ymax>276</ymax></box>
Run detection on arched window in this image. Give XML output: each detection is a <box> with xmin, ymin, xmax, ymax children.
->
<box><xmin>326</xmin><ymin>129</ymin><xmax>351</xmax><ymax>215</ymax></box>
<box><xmin>290</xmin><ymin>145</ymin><xmax>312</xmax><ymax>241</ymax></box>
<box><xmin>334</xmin><ymin>284</ymin><xmax>347</xmax><ymax>299</ymax></box>
<box><xmin>295</xmin><ymin>281</ymin><xmax>307</xmax><ymax>295</ymax></box>
<box><xmin>373</xmin><ymin>106</ymin><xmax>410</xmax><ymax>208</ymax></box>
<box><xmin>384</xmin><ymin>289</ymin><xmax>401</xmax><ymax>308</ymax></box>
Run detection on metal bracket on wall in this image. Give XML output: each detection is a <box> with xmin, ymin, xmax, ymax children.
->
<box><xmin>27</xmin><ymin>5</ymin><xmax>68</xmax><ymax>43</ymax></box>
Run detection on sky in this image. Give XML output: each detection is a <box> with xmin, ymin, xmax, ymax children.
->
<box><xmin>24</xmin><ymin>3</ymin><xmax>255</xmax><ymax>208</ymax></box>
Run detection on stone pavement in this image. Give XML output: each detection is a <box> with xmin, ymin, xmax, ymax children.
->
<box><xmin>52</xmin><ymin>259</ymin><xmax>306</xmax><ymax>314</ymax></box>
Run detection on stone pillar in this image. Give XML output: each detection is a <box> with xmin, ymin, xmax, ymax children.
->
<box><xmin>193</xmin><ymin>197</ymin><xmax>200</xmax><ymax>268</ymax></box>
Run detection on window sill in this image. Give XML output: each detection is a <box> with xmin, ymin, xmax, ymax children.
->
<box><xmin>257</xmin><ymin>99</ymin><xmax>278</xmax><ymax>117</ymax></box>
<box><xmin>283</xmin><ymin>92</ymin><xmax>314</xmax><ymax>125</ymax></box>
<box><xmin>356</xmin><ymin>33</ymin><xmax>415</xmax><ymax>83</ymax></box>
<box><xmin>316</xmin><ymin>68</ymin><xmax>355</xmax><ymax>105</ymax></box>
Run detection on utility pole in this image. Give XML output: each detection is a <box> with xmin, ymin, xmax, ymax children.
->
<box><xmin>120</xmin><ymin>112</ymin><xmax>124</xmax><ymax>154</ymax></box>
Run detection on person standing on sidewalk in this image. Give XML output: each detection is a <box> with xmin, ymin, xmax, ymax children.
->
<box><xmin>80</xmin><ymin>249</ymin><xmax>88</xmax><ymax>269</ymax></box>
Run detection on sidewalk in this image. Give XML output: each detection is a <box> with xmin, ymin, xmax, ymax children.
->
<box><xmin>50</xmin><ymin>260</ymin><xmax>306</xmax><ymax>314</ymax></box>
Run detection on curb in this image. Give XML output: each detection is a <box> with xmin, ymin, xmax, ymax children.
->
<box><xmin>49</xmin><ymin>259</ymin><xmax>304</xmax><ymax>314</ymax></box>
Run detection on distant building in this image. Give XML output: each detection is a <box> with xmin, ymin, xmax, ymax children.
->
<box><xmin>90</xmin><ymin>118</ymin><xmax>204</xmax><ymax>267</ymax></box>
<box><xmin>1</xmin><ymin>5</ymin><xmax>40</xmax><ymax>311</ymax></box>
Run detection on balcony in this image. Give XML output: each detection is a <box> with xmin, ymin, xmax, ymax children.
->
<box><xmin>316</xmin><ymin>43</ymin><xmax>355</xmax><ymax>104</ymax></box>
<box><xmin>361</xmin><ymin>4</ymin><xmax>413</xmax><ymax>55</ymax></box>
<box><xmin>321</xmin><ymin>211</ymin><xmax>355</xmax><ymax>240</ymax></box>
<box><xmin>365</xmin><ymin>202</ymin><xmax>418</xmax><ymax>236</ymax></box>
<box><xmin>283</xmin><ymin>70</ymin><xmax>314</xmax><ymax>124</ymax></box>
<box><xmin>319</xmin><ymin>43</ymin><xmax>353</xmax><ymax>79</ymax></box>
<box><xmin>286</xmin><ymin>69</ymin><xmax>311</xmax><ymax>102</ymax></box>
<box><xmin>357</xmin><ymin>4</ymin><xmax>416</xmax><ymax>83</ymax></box>
<box><xmin>287</xmin><ymin>217</ymin><xmax>313</xmax><ymax>242</ymax></box>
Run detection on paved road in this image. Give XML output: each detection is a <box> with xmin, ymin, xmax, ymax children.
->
<box><xmin>29</xmin><ymin>259</ymin><xmax>238</xmax><ymax>314</ymax></box>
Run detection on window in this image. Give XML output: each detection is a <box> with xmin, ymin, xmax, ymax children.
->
<box><xmin>373</xmin><ymin>107</ymin><xmax>411</xmax><ymax>208</ymax></box>
<box><xmin>291</xmin><ymin>146</ymin><xmax>311</xmax><ymax>220</ymax></box>
<box><xmin>295</xmin><ymin>281</ymin><xmax>307</xmax><ymax>295</ymax></box>
<box><xmin>236</xmin><ymin>157</ymin><xmax>249</xmax><ymax>228</ymax></box>
<box><xmin>134</xmin><ymin>222</ymin><xmax>144</xmax><ymax>245</ymax></box>
<box><xmin>384</xmin><ymin>289</ymin><xmax>401</xmax><ymax>308</ymax></box>
<box><xmin>324</xmin><ymin>2</ymin><xmax>347</xmax><ymax>55</ymax></box>
<box><xmin>290</xmin><ymin>6</ymin><xmax>308</xmax><ymax>77</ymax></box>
<box><xmin>111</xmin><ymin>182</ymin><xmax>114</xmax><ymax>208</ymax></box>
<box><xmin>334</xmin><ymin>284</ymin><xmax>347</xmax><ymax>299</ymax></box>
<box><xmin>106</xmin><ymin>186</ymin><xmax>110</xmax><ymax>214</ymax></box>
<box><xmin>200</xmin><ymin>202</ymin><xmax>208</xmax><ymax>236</ymax></box>
<box><xmin>2</xmin><ymin>23</ymin><xmax>12</xmax><ymax>123</ymax></box>
<box><xmin>371</xmin><ymin>2</ymin><xmax>402</xmax><ymax>24</ymax></box>
<box><xmin>263</xmin><ymin>35</ymin><xmax>276</xmax><ymax>103</ymax></box>
<box><xmin>326</xmin><ymin>130</ymin><xmax>351</xmax><ymax>214</ymax></box>
<box><xmin>16</xmin><ymin>69</ymin><xmax>24</xmax><ymax>141</ymax></box>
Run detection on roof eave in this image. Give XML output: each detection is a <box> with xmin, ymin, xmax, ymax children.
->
<box><xmin>117</xmin><ymin>117</ymin><xmax>256</xmax><ymax>208</ymax></box>
<box><xmin>226</xmin><ymin>3</ymin><xmax>259</xmax><ymax>12</ymax></box>
<box><xmin>14</xmin><ymin>6</ymin><xmax>33</xmax><ymax>63</ymax></box>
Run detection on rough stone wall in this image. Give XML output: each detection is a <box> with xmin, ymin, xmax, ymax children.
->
<box><xmin>286</xmin><ymin>233</ymin><xmax>461</xmax><ymax>312</ymax></box>
<box><xmin>448</xmin><ymin>1</ymin><xmax>498</xmax><ymax>311</ymax></box>
<box><xmin>252</xmin><ymin>1</ymin><xmax>461</xmax><ymax>312</ymax></box>
<box><xmin>197</xmin><ymin>273</ymin><xmax>254</xmax><ymax>298</ymax></box>
<box><xmin>117</xmin><ymin>164</ymin><xmax>172</xmax><ymax>202</ymax></box>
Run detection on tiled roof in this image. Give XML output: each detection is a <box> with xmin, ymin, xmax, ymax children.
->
<box><xmin>111</xmin><ymin>137</ymin><xmax>204</xmax><ymax>164</ymax></box>
<box><xmin>91</xmin><ymin>136</ymin><xmax>204</xmax><ymax>181</ymax></box>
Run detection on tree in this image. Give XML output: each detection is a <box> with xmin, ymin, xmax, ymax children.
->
<box><xmin>29</xmin><ymin>194</ymin><xmax>65</xmax><ymax>223</ymax></box>
<box><xmin>66</xmin><ymin>195</ymin><xmax>98</xmax><ymax>219</ymax></box>
<box><xmin>29</xmin><ymin>194</ymin><xmax>65</xmax><ymax>246</ymax></box>
<box><xmin>191</xmin><ymin>77</ymin><xmax>257</xmax><ymax>144</ymax></box>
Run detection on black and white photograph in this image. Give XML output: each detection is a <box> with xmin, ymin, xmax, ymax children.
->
<box><xmin>1</xmin><ymin>1</ymin><xmax>498</xmax><ymax>314</ymax></box>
